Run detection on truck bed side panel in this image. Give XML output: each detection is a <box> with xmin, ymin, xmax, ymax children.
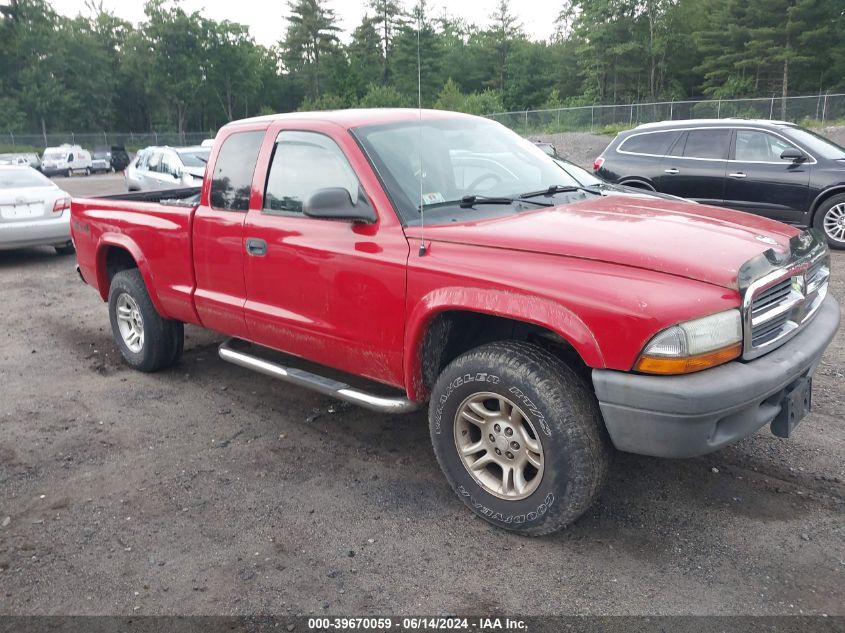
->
<box><xmin>71</xmin><ymin>198</ymin><xmax>200</xmax><ymax>325</ymax></box>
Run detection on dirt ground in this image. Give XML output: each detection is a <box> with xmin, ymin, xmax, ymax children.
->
<box><xmin>0</xmin><ymin>173</ymin><xmax>843</xmax><ymax>617</ymax></box>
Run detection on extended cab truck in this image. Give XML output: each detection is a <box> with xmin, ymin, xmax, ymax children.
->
<box><xmin>71</xmin><ymin>109</ymin><xmax>840</xmax><ymax>535</ymax></box>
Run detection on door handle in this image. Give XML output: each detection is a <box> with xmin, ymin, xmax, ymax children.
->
<box><xmin>245</xmin><ymin>238</ymin><xmax>267</xmax><ymax>257</ymax></box>
<box><xmin>664</xmin><ymin>168</ymin><xmax>679</xmax><ymax>175</ymax></box>
<box><xmin>728</xmin><ymin>172</ymin><xmax>747</xmax><ymax>178</ymax></box>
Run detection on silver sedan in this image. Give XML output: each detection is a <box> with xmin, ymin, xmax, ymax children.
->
<box><xmin>0</xmin><ymin>166</ymin><xmax>74</xmax><ymax>254</ymax></box>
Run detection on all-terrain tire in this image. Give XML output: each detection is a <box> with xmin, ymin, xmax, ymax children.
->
<box><xmin>429</xmin><ymin>341</ymin><xmax>610</xmax><ymax>536</ymax></box>
<box><xmin>108</xmin><ymin>269</ymin><xmax>184</xmax><ymax>372</ymax></box>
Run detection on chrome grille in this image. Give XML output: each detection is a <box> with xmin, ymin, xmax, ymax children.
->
<box><xmin>745</xmin><ymin>256</ymin><xmax>829</xmax><ymax>359</ymax></box>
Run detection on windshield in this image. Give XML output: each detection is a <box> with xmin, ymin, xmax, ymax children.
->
<box><xmin>177</xmin><ymin>149</ymin><xmax>210</xmax><ymax>167</ymax></box>
<box><xmin>353</xmin><ymin>116</ymin><xmax>582</xmax><ymax>225</ymax></box>
<box><xmin>93</xmin><ymin>151</ymin><xmax>109</xmax><ymax>160</ymax></box>
<box><xmin>0</xmin><ymin>168</ymin><xmax>53</xmax><ymax>189</ymax></box>
<box><xmin>785</xmin><ymin>127</ymin><xmax>845</xmax><ymax>160</ymax></box>
<box><xmin>43</xmin><ymin>151</ymin><xmax>66</xmax><ymax>161</ymax></box>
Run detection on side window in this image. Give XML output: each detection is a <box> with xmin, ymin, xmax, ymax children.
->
<box><xmin>146</xmin><ymin>151</ymin><xmax>162</xmax><ymax>173</ymax></box>
<box><xmin>68</xmin><ymin>154</ymin><xmax>74</xmax><ymax>162</ymax></box>
<box><xmin>618</xmin><ymin>131</ymin><xmax>679</xmax><ymax>156</ymax></box>
<box><xmin>263</xmin><ymin>131</ymin><xmax>359</xmax><ymax>215</ymax></box>
<box><xmin>735</xmin><ymin>130</ymin><xmax>774</xmax><ymax>161</ymax></box>
<box><xmin>160</xmin><ymin>152</ymin><xmax>179</xmax><ymax>177</ymax></box>
<box><xmin>766</xmin><ymin>133</ymin><xmax>795</xmax><ymax>160</ymax></box>
<box><xmin>210</xmin><ymin>130</ymin><xmax>265</xmax><ymax>211</ymax></box>
<box><xmin>681</xmin><ymin>129</ymin><xmax>731</xmax><ymax>160</ymax></box>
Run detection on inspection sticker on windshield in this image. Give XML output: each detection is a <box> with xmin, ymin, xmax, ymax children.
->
<box><xmin>422</xmin><ymin>192</ymin><xmax>445</xmax><ymax>205</ymax></box>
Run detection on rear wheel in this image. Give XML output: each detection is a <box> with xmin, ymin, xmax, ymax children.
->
<box><xmin>108</xmin><ymin>269</ymin><xmax>184</xmax><ymax>372</ymax></box>
<box><xmin>429</xmin><ymin>341</ymin><xmax>610</xmax><ymax>535</ymax></box>
<box><xmin>814</xmin><ymin>193</ymin><xmax>845</xmax><ymax>249</ymax></box>
<box><xmin>85</xmin><ymin>167</ymin><xmax>91</xmax><ymax>176</ymax></box>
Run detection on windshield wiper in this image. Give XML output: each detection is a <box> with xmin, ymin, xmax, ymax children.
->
<box><xmin>458</xmin><ymin>195</ymin><xmax>553</xmax><ymax>209</ymax></box>
<box><xmin>520</xmin><ymin>184</ymin><xmax>602</xmax><ymax>199</ymax></box>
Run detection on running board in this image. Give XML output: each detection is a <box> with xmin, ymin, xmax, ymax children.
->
<box><xmin>218</xmin><ymin>339</ymin><xmax>422</xmax><ymax>414</ymax></box>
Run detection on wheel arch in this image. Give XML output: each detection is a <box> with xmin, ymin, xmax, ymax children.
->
<box><xmin>95</xmin><ymin>236</ymin><xmax>167</xmax><ymax>316</ymax></box>
<box><xmin>404</xmin><ymin>288</ymin><xmax>604</xmax><ymax>401</ymax></box>
<box><xmin>809</xmin><ymin>186</ymin><xmax>845</xmax><ymax>222</ymax></box>
<box><xmin>618</xmin><ymin>177</ymin><xmax>656</xmax><ymax>191</ymax></box>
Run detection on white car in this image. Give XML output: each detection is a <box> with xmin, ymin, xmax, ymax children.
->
<box><xmin>41</xmin><ymin>144</ymin><xmax>93</xmax><ymax>177</ymax></box>
<box><xmin>126</xmin><ymin>146</ymin><xmax>209</xmax><ymax>191</ymax></box>
<box><xmin>0</xmin><ymin>166</ymin><xmax>74</xmax><ymax>254</ymax></box>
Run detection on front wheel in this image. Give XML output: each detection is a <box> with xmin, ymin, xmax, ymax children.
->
<box><xmin>108</xmin><ymin>269</ymin><xmax>184</xmax><ymax>372</ymax></box>
<box><xmin>429</xmin><ymin>341</ymin><xmax>610</xmax><ymax>536</ymax></box>
<box><xmin>66</xmin><ymin>168</ymin><xmax>73</xmax><ymax>178</ymax></box>
<box><xmin>814</xmin><ymin>194</ymin><xmax>845</xmax><ymax>249</ymax></box>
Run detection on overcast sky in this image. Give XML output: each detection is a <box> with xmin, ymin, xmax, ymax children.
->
<box><xmin>49</xmin><ymin>0</ymin><xmax>561</xmax><ymax>46</ymax></box>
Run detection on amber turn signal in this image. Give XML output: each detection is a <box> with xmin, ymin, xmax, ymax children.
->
<box><xmin>634</xmin><ymin>342</ymin><xmax>742</xmax><ymax>375</ymax></box>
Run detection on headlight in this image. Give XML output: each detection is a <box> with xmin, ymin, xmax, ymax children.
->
<box><xmin>634</xmin><ymin>309</ymin><xmax>742</xmax><ymax>375</ymax></box>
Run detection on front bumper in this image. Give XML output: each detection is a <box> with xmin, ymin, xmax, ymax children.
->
<box><xmin>0</xmin><ymin>212</ymin><xmax>71</xmax><ymax>250</ymax></box>
<box><xmin>592</xmin><ymin>295</ymin><xmax>840</xmax><ymax>458</ymax></box>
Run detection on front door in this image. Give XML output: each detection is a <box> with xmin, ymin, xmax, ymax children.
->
<box><xmin>242</xmin><ymin>128</ymin><xmax>409</xmax><ymax>387</ymax></box>
<box><xmin>724</xmin><ymin>129</ymin><xmax>811</xmax><ymax>223</ymax></box>
<box><xmin>657</xmin><ymin>128</ymin><xmax>730</xmax><ymax>205</ymax></box>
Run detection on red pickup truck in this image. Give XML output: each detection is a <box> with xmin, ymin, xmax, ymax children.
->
<box><xmin>71</xmin><ymin>109</ymin><xmax>840</xmax><ymax>535</ymax></box>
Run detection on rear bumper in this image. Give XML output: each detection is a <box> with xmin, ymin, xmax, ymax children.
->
<box><xmin>0</xmin><ymin>212</ymin><xmax>71</xmax><ymax>250</ymax></box>
<box><xmin>592</xmin><ymin>295</ymin><xmax>840</xmax><ymax>458</ymax></box>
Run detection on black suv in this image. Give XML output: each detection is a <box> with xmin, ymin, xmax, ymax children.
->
<box><xmin>595</xmin><ymin>119</ymin><xmax>845</xmax><ymax>249</ymax></box>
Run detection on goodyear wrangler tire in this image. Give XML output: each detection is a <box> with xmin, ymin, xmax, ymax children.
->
<box><xmin>429</xmin><ymin>341</ymin><xmax>610</xmax><ymax>535</ymax></box>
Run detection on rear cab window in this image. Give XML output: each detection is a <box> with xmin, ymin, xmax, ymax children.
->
<box><xmin>209</xmin><ymin>131</ymin><xmax>265</xmax><ymax>211</ymax></box>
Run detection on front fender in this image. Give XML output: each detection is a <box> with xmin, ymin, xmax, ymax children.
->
<box><xmin>403</xmin><ymin>286</ymin><xmax>604</xmax><ymax>401</ymax></box>
<box><xmin>95</xmin><ymin>232</ymin><xmax>168</xmax><ymax>317</ymax></box>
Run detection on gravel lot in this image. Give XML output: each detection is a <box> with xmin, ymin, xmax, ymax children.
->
<box><xmin>0</xmin><ymin>171</ymin><xmax>843</xmax><ymax>618</ymax></box>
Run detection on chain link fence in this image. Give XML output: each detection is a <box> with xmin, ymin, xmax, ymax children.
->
<box><xmin>2</xmin><ymin>131</ymin><xmax>215</xmax><ymax>151</ymax></box>
<box><xmin>488</xmin><ymin>93</ymin><xmax>845</xmax><ymax>135</ymax></box>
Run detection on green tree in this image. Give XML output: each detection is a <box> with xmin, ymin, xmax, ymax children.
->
<box><xmin>391</xmin><ymin>0</ymin><xmax>443</xmax><ymax>105</ymax></box>
<box><xmin>347</xmin><ymin>16</ymin><xmax>383</xmax><ymax>99</ymax></box>
<box><xmin>368</xmin><ymin>0</ymin><xmax>404</xmax><ymax>84</ymax></box>
<box><xmin>281</xmin><ymin>0</ymin><xmax>341</xmax><ymax>99</ymax></box>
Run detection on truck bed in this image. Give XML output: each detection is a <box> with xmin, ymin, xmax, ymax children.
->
<box><xmin>94</xmin><ymin>186</ymin><xmax>201</xmax><ymax>206</ymax></box>
<box><xmin>71</xmin><ymin>189</ymin><xmax>201</xmax><ymax>326</ymax></box>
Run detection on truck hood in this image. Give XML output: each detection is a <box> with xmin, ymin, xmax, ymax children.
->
<box><xmin>405</xmin><ymin>196</ymin><xmax>801</xmax><ymax>289</ymax></box>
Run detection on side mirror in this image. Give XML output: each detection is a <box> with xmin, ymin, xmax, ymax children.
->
<box><xmin>303</xmin><ymin>187</ymin><xmax>376</xmax><ymax>223</ymax></box>
<box><xmin>780</xmin><ymin>147</ymin><xmax>806</xmax><ymax>163</ymax></box>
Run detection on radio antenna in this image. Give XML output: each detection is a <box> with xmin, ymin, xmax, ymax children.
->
<box><xmin>416</xmin><ymin>4</ymin><xmax>426</xmax><ymax>257</ymax></box>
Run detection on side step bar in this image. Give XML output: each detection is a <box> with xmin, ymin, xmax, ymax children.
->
<box><xmin>218</xmin><ymin>339</ymin><xmax>422</xmax><ymax>414</ymax></box>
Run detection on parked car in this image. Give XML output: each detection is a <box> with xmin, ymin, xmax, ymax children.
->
<box><xmin>0</xmin><ymin>153</ymin><xmax>41</xmax><ymax>171</ymax></box>
<box><xmin>532</xmin><ymin>140</ymin><xmax>695</xmax><ymax>203</ymax></box>
<box><xmin>125</xmin><ymin>145</ymin><xmax>209</xmax><ymax>191</ymax></box>
<box><xmin>41</xmin><ymin>144</ymin><xmax>92</xmax><ymax>177</ymax></box>
<box><xmin>109</xmin><ymin>145</ymin><xmax>131</xmax><ymax>172</ymax></box>
<box><xmin>594</xmin><ymin>119</ymin><xmax>845</xmax><ymax>249</ymax></box>
<box><xmin>0</xmin><ymin>165</ymin><xmax>73</xmax><ymax>253</ymax></box>
<box><xmin>124</xmin><ymin>148</ymin><xmax>150</xmax><ymax>191</ymax></box>
<box><xmin>91</xmin><ymin>147</ymin><xmax>114</xmax><ymax>174</ymax></box>
<box><xmin>71</xmin><ymin>109</ymin><xmax>838</xmax><ymax>536</ymax></box>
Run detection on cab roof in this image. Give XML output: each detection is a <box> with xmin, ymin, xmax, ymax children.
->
<box><xmin>224</xmin><ymin>108</ymin><xmax>479</xmax><ymax>131</ymax></box>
